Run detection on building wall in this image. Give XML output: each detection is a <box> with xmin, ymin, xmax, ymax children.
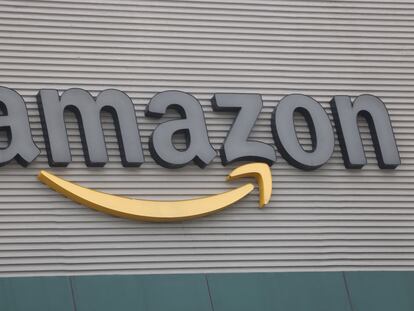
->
<box><xmin>3</xmin><ymin>272</ymin><xmax>414</xmax><ymax>311</ymax></box>
<box><xmin>0</xmin><ymin>0</ymin><xmax>414</xmax><ymax>276</ymax></box>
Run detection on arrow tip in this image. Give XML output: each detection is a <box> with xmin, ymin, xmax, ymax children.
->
<box><xmin>227</xmin><ymin>162</ymin><xmax>272</xmax><ymax>208</ymax></box>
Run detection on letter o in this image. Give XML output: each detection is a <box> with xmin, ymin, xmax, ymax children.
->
<box><xmin>271</xmin><ymin>94</ymin><xmax>334</xmax><ymax>170</ymax></box>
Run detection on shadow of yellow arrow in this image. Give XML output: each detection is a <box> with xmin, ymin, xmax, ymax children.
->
<box><xmin>37</xmin><ymin>162</ymin><xmax>272</xmax><ymax>222</ymax></box>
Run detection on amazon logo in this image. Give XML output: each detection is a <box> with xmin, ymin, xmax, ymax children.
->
<box><xmin>0</xmin><ymin>87</ymin><xmax>401</xmax><ymax>222</ymax></box>
<box><xmin>38</xmin><ymin>162</ymin><xmax>271</xmax><ymax>222</ymax></box>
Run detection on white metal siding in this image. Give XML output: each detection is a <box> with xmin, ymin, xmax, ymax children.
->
<box><xmin>0</xmin><ymin>0</ymin><xmax>414</xmax><ymax>276</ymax></box>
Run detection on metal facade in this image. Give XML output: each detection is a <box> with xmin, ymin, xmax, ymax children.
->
<box><xmin>0</xmin><ymin>0</ymin><xmax>414</xmax><ymax>276</ymax></box>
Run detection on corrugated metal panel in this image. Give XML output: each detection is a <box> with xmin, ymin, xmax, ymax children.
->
<box><xmin>0</xmin><ymin>0</ymin><xmax>414</xmax><ymax>276</ymax></box>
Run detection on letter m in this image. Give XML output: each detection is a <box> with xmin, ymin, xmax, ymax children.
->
<box><xmin>37</xmin><ymin>88</ymin><xmax>144</xmax><ymax>167</ymax></box>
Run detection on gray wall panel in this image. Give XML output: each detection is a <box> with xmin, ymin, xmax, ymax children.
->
<box><xmin>0</xmin><ymin>0</ymin><xmax>414</xmax><ymax>276</ymax></box>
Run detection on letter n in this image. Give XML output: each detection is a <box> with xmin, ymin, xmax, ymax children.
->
<box><xmin>330</xmin><ymin>95</ymin><xmax>400</xmax><ymax>169</ymax></box>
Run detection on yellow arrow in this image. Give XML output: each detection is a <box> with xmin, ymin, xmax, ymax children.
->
<box><xmin>37</xmin><ymin>162</ymin><xmax>272</xmax><ymax>222</ymax></box>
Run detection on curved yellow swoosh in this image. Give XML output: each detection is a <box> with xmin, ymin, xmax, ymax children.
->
<box><xmin>38</xmin><ymin>163</ymin><xmax>272</xmax><ymax>222</ymax></box>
